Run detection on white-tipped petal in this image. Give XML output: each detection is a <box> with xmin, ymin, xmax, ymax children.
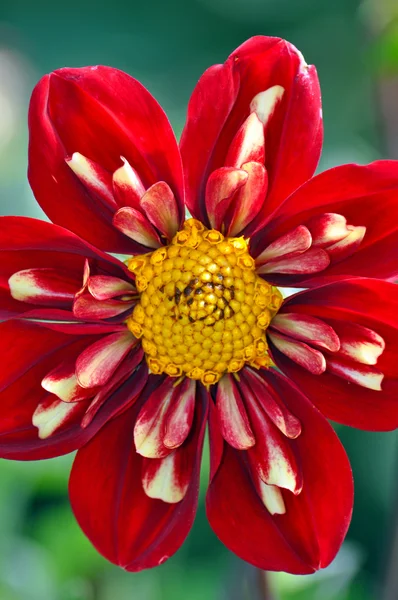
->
<box><xmin>217</xmin><ymin>375</ymin><xmax>255</xmax><ymax>450</ymax></box>
<box><xmin>258</xmin><ymin>480</ymin><xmax>286</xmax><ymax>515</ymax></box>
<box><xmin>327</xmin><ymin>357</ymin><xmax>384</xmax><ymax>391</ymax></box>
<box><xmin>269</xmin><ymin>331</ymin><xmax>326</xmax><ymax>375</ymax></box>
<box><xmin>33</xmin><ymin>397</ymin><xmax>82</xmax><ymax>439</ymax></box>
<box><xmin>76</xmin><ymin>331</ymin><xmax>135</xmax><ymax>388</ymax></box>
<box><xmin>163</xmin><ymin>379</ymin><xmax>196</xmax><ymax>450</ymax></box>
<box><xmin>66</xmin><ymin>152</ymin><xmax>115</xmax><ymax>206</ymax></box>
<box><xmin>113</xmin><ymin>206</ymin><xmax>162</xmax><ymax>248</ymax></box>
<box><xmin>255</xmin><ymin>226</ymin><xmax>312</xmax><ymax>265</ymax></box>
<box><xmin>225</xmin><ymin>112</ymin><xmax>265</xmax><ymax>168</ymax></box>
<box><xmin>142</xmin><ymin>452</ymin><xmax>189</xmax><ymax>503</ymax></box>
<box><xmin>257</xmin><ymin>247</ymin><xmax>330</xmax><ymax>275</ymax></box>
<box><xmin>271</xmin><ymin>312</ymin><xmax>340</xmax><ymax>352</ymax></box>
<box><xmin>42</xmin><ymin>363</ymin><xmax>95</xmax><ymax>403</ymax></box>
<box><xmin>326</xmin><ymin>226</ymin><xmax>366</xmax><ymax>261</ymax></box>
<box><xmin>250</xmin><ymin>86</ymin><xmax>285</xmax><ymax>126</ymax></box>
<box><xmin>9</xmin><ymin>268</ymin><xmax>78</xmax><ymax>306</ymax></box>
<box><xmin>339</xmin><ymin>325</ymin><xmax>385</xmax><ymax>366</ymax></box>
<box><xmin>134</xmin><ymin>383</ymin><xmax>174</xmax><ymax>458</ymax></box>
<box><xmin>112</xmin><ymin>157</ymin><xmax>145</xmax><ymax>208</ymax></box>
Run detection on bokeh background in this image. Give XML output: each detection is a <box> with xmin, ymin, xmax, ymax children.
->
<box><xmin>0</xmin><ymin>1</ymin><xmax>398</xmax><ymax>599</ymax></box>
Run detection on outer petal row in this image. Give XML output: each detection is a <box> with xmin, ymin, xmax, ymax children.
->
<box><xmin>180</xmin><ymin>36</ymin><xmax>322</xmax><ymax>226</ymax></box>
<box><xmin>252</xmin><ymin>161</ymin><xmax>398</xmax><ymax>286</ymax></box>
<box><xmin>69</xmin><ymin>382</ymin><xmax>208</xmax><ymax>571</ymax></box>
<box><xmin>28</xmin><ymin>66</ymin><xmax>184</xmax><ymax>253</ymax></box>
<box><xmin>273</xmin><ymin>278</ymin><xmax>398</xmax><ymax>430</ymax></box>
<box><xmin>207</xmin><ymin>368</ymin><xmax>353</xmax><ymax>574</ymax></box>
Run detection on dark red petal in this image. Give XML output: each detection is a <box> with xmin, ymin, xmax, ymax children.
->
<box><xmin>253</xmin><ymin>161</ymin><xmax>398</xmax><ymax>286</ymax></box>
<box><xmin>181</xmin><ymin>36</ymin><xmax>322</xmax><ymax>225</ymax></box>
<box><xmin>275</xmin><ymin>279</ymin><xmax>398</xmax><ymax>430</ymax></box>
<box><xmin>0</xmin><ymin>320</ymin><xmax>145</xmax><ymax>459</ymax></box>
<box><xmin>0</xmin><ymin>216</ymin><xmax>130</xmax><ymax>320</ymax></box>
<box><xmin>28</xmin><ymin>66</ymin><xmax>183</xmax><ymax>253</ymax></box>
<box><xmin>69</xmin><ymin>383</ymin><xmax>208</xmax><ymax>571</ymax></box>
<box><xmin>207</xmin><ymin>369</ymin><xmax>353</xmax><ymax>574</ymax></box>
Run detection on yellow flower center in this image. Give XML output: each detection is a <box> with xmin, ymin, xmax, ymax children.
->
<box><xmin>126</xmin><ymin>219</ymin><xmax>282</xmax><ymax>386</ymax></box>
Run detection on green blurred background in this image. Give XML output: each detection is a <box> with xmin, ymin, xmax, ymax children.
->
<box><xmin>0</xmin><ymin>1</ymin><xmax>398</xmax><ymax>599</ymax></box>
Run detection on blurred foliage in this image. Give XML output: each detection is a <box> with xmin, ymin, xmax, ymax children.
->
<box><xmin>0</xmin><ymin>0</ymin><xmax>397</xmax><ymax>598</ymax></box>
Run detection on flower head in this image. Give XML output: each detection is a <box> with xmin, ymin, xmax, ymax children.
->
<box><xmin>1</xmin><ymin>36</ymin><xmax>398</xmax><ymax>574</ymax></box>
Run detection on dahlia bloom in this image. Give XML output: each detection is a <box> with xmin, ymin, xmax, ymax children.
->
<box><xmin>1</xmin><ymin>35</ymin><xmax>398</xmax><ymax>574</ymax></box>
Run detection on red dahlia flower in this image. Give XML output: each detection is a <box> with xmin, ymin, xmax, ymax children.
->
<box><xmin>1</xmin><ymin>36</ymin><xmax>398</xmax><ymax>574</ymax></box>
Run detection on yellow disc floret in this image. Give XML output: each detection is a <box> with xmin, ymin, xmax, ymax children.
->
<box><xmin>126</xmin><ymin>219</ymin><xmax>282</xmax><ymax>386</ymax></box>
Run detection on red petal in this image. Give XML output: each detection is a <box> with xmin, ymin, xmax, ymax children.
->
<box><xmin>69</xmin><ymin>386</ymin><xmax>208</xmax><ymax>570</ymax></box>
<box><xmin>216</xmin><ymin>375</ymin><xmax>255</xmax><ymax>450</ymax></box>
<box><xmin>268</xmin><ymin>331</ymin><xmax>326</xmax><ymax>375</ymax></box>
<box><xmin>257</xmin><ymin>247</ymin><xmax>330</xmax><ymax>275</ymax></box>
<box><xmin>87</xmin><ymin>275</ymin><xmax>136</xmax><ymax>301</ymax></box>
<box><xmin>240</xmin><ymin>367</ymin><xmax>301</xmax><ymax>439</ymax></box>
<box><xmin>205</xmin><ymin>167</ymin><xmax>248</xmax><ymax>231</ymax></box>
<box><xmin>113</xmin><ymin>206</ymin><xmax>161</xmax><ymax>248</ymax></box>
<box><xmin>28</xmin><ymin>66</ymin><xmax>183</xmax><ymax>253</ymax></box>
<box><xmin>8</xmin><ymin>267</ymin><xmax>80</xmax><ymax>307</ymax></box>
<box><xmin>253</xmin><ymin>161</ymin><xmax>398</xmax><ymax>285</ymax></box>
<box><xmin>270</xmin><ymin>312</ymin><xmax>340</xmax><ymax>352</ymax></box>
<box><xmin>275</xmin><ymin>279</ymin><xmax>398</xmax><ymax>430</ymax></box>
<box><xmin>82</xmin><ymin>353</ymin><xmax>146</xmax><ymax>428</ymax></box>
<box><xmin>73</xmin><ymin>292</ymin><xmax>135</xmax><ymax>320</ymax></box>
<box><xmin>139</xmin><ymin>181</ymin><xmax>181</xmax><ymax>241</ymax></box>
<box><xmin>255</xmin><ymin>225</ymin><xmax>312</xmax><ymax>264</ymax></box>
<box><xmin>228</xmin><ymin>162</ymin><xmax>268</xmax><ymax>236</ymax></box>
<box><xmin>163</xmin><ymin>378</ymin><xmax>196</xmax><ymax>450</ymax></box>
<box><xmin>181</xmin><ymin>36</ymin><xmax>322</xmax><ymax>225</ymax></box>
<box><xmin>238</xmin><ymin>377</ymin><xmax>302</xmax><ymax>494</ymax></box>
<box><xmin>42</xmin><ymin>361</ymin><xmax>97</xmax><ymax>403</ymax></box>
<box><xmin>134</xmin><ymin>377</ymin><xmax>175</xmax><ymax>459</ymax></box>
<box><xmin>66</xmin><ymin>152</ymin><xmax>116</xmax><ymax>209</ymax></box>
<box><xmin>207</xmin><ymin>369</ymin><xmax>353</xmax><ymax>574</ymax></box>
<box><xmin>76</xmin><ymin>331</ymin><xmax>136</xmax><ymax>388</ymax></box>
<box><xmin>224</xmin><ymin>112</ymin><xmax>265</xmax><ymax>168</ymax></box>
<box><xmin>112</xmin><ymin>157</ymin><xmax>146</xmax><ymax>210</ymax></box>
